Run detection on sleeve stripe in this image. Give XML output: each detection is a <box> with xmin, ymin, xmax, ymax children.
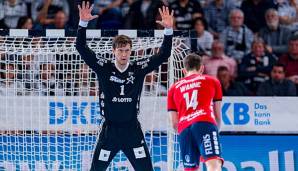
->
<box><xmin>213</xmin><ymin>99</ymin><xmax>222</xmax><ymax>102</ymax></box>
<box><xmin>168</xmin><ymin>109</ymin><xmax>177</xmax><ymax>112</ymax></box>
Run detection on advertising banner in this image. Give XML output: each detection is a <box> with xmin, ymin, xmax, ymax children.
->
<box><xmin>0</xmin><ymin>135</ymin><xmax>297</xmax><ymax>171</ymax></box>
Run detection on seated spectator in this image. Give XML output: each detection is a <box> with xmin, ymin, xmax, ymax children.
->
<box><xmin>36</xmin><ymin>63</ymin><xmax>64</xmax><ymax>96</ymax></box>
<box><xmin>169</xmin><ymin>0</ymin><xmax>203</xmax><ymax>30</ymax></box>
<box><xmin>125</xmin><ymin>0</ymin><xmax>164</xmax><ymax>29</ymax></box>
<box><xmin>0</xmin><ymin>0</ymin><xmax>28</xmax><ymax>28</ymax></box>
<box><xmin>240</xmin><ymin>0</ymin><xmax>276</xmax><ymax>33</ymax></box>
<box><xmin>217</xmin><ymin>66</ymin><xmax>251</xmax><ymax>96</ymax></box>
<box><xmin>92</xmin><ymin>0</ymin><xmax>132</xmax><ymax>29</ymax></box>
<box><xmin>33</xmin><ymin>0</ymin><xmax>69</xmax><ymax>27</ymax></box>
<box><xmin>259</xmin><ymin>8</ymin><xmax>292</xmax><ymax>57</ymax></box>
<box><xmin>18</xmin><ymin>54</ymin><xmax>39</xmax><ymax>93</ymax></box>
<box><xmin>46</xmin><ymin>10</ymin><xmax>69</xmax><ymax>29</ymax></box>
<box><xmin>220</xmin><ymin>9</ymin><xmax>254</xmax><ymax>62</ymax></box>
<box><xmin>239</xmin><ymin>37</ymin><xmax>277</xmax><ymax>93</ymax></box>
<box><xmin>202</xmin><ymin>40</ymin><xmax>237</xmax><ymax>78</ymax></box>
<box><xmin>278</xmin><ymin>34</ymin><xmax>298</xmax><ymax>93</ymax></box>
<box><xmin>204</xmin><ymin>0</ymin><xmax>235</xmax><ymax>38</ymax></box>
<box><xmin>0</xmin><ymin>63</ymin><xmax>25</xmax><ymax>96</ymax></box>
<box><xmin>276</xmin><ymin>0</ymin><xmax>297</xmax><ymax>30</ymax></box>
<box><xmin>188</xmin><ymin>17</ymin><xmax>214</xmax><ymax>56</ymax></box>
<box><xmin>257</xmin><ymin>63</ymin><xmax>296</xmax><ymax>96</ymax></box>
<box><xmin>74</xmin><ymin>63</ymin><xmax>97</xmax><ymax>96</ymax></box>
<box><xmin>16</xmin><ymin>17</ymin><xmax>33</xmax><ymax>29</ymax></box>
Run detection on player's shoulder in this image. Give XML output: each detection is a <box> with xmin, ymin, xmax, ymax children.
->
<box><xmin>203</xmin><ymin>75</ymin><xmax>220</xmax><ymax>83</ymax></box>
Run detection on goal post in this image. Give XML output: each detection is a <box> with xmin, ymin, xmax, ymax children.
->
<box><xmin>0</xmin><ymin>29</ymin><xmax>189</xmax><ymax>171</ymax></box>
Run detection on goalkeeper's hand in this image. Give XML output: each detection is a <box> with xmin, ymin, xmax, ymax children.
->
<box><xmin>78</xmin><ymin>1</ymin><xmax>98</xmax><ymax>22</ymax></box>
<box><xmin>156</xmin><ymin>6</ymin><xmax>174</xmax><ymax>29</ymax></box>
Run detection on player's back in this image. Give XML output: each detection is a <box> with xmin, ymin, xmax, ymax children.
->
<box><xmin>168</xmin><ymin>74</ymin><xmax>222</xmax><ymax>133</ymax></box>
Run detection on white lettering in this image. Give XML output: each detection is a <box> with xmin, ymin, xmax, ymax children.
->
<box><xmin>112</xmin><ymin>97</ymin><xmax>132</xmax><ymax>103</ymax></box>
<box><xmin>180</xmin><ymin>82</ymin><xmax>201</xmax><ymax>93</ymax></box>
<box><xmin>110</xmin><ymin>76</ymin><xmax>125</xmax><ymax>83</ymax></box>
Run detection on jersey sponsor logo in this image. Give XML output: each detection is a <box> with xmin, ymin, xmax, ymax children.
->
<box><xmin>203</xmin><ymin>134</ymin><xmax>213</xmax><ymax>155</ymax></box>
<box><xmin>126</xmin><ymin>76</ymin><xmax>135</xmax><ymax>84</ymax></box>
<box><xmin>96</xmin><ymin>55</ymin><xmax>108</xmax><ymax>66</ymax></box>
<box><xmin>110</xmin><ymin>76</ymin><xmax>126</xmax><ymax>83</ymax></box>
<box><xmin>112</xmin><ymin>97</ymin><xmax>132</xmax><ymax>103</ymax></box>
<box><xmin>179</xmin><ymin>109</ymin><xmax>206</xmax><ymax>122</ymax></box>
<box><xmin>136</xmin><ymin>58</ymin><xmax>150</xmax><ymax>66</ymax></box>
<box><xmin>179</xmin><ymin>82</ymin><xmax>201</xmax><ymax>93</ymax></box>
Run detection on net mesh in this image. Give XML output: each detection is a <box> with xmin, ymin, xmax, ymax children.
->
<box><xmin>0</xmin><ymin>35</ymin><xmax>189</xmax><ymax>171</ymax></box>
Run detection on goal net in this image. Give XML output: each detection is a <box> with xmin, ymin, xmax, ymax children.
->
<box><xmin>0</xmin><ymin>32</ymin><xmax>189</xmax><ymax>171</ymax></box>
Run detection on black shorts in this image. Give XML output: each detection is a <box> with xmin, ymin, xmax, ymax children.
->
<box><xmin>90</xmin><ymin>120</ymin><xmax>153</xmax><ymax>171</ymax></box>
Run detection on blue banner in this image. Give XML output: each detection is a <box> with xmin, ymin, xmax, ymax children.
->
<box><xmin>0</xmin><ymin>135</ymin><xmax>297</xmax><ymax>171</ymax></box>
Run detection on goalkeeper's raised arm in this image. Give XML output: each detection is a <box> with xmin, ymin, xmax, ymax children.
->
<box><xmin>75</xmin><ymin>1</ymin><xmax>99</xmax><ymax>71</ymax></box>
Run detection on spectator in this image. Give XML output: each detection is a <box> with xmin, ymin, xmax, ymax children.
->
<box><xmin>278</xmin><ymin>34</ymin><xmax>298</xmax><ymax>92</ymax></box>
<box><xmin>169</xmin><ymin>0</ymin><xmax>203</xmax><ymax>30</ymax></box>
<box><xmin>36</xmin><ymin>63</ymin><xmax>64</xmax><ymax>96</ymax></box>
<box><xmin>47</xmin><ymin>10</ymin><xmax>68</xmax><ymax>29</ymax></box>
<box><xmin>217</xmin><ymin>66</ymin><xmax>251</xmax><ymax>96</ymax></box>
<box><xmin>16</xmin><ymin>16</ymin><xmax>33</xmax><ymax>29</ymax></box>
<box><xmin>188</xmin><ymin>17</ymin><xmax>213</xmax><ymax>56</ymax></box>
<box><xmin>240</xmin><ymin>0</ymin><xmax>276</xmax><ymax>33</ymax></box>
<box><xmin>220</xmin><ymin>9</ymin><xmax>254</xmax><ymax>62</ymax></box>
<box><xmin>202</xmin><ymin>40</ymin><xmax>237</xmax><ymax>78</ymax></box>
<box><xmin>74</xmin><ymin>63</ymin><xmax>97</xmax><ymax>96</ymax></box>
<box><xmin>92</xmin><ymin>0</ymin><xmax>132</xmax><ymax>29</ymax></box>
<box><xmin>204</xmin><ymin>0</ymin><xmax>236</xmax><ymax>38</ymax></box>
<box><xmin>239</xmin><ymin>37</ymin><xmax>277</xmax><ymax>93</ymax></box>
<box><xmin>259</xmin><ymin>8</ymin><xmax>292</xmax><ymax>57</ymax></box>
<box><xmin>0</xmin><ymin>63</ymin><xmax>25</xmax><ymax>96</ymax></box>
<box><xmin>33</xmin><ymin>0</ymin><xmax>69</xmax><ymax>27</ymax></box>
<box><xmin>257</xmin><ymin>63</ymin><xmax>296</xmax><ymax>96</ymax></box>
<box><xmin>18</xmin><ymin>54</ymin><xmax>39</xmax><ymax>94</ymax></box>
<box><xmin>0</xmin><ymin>0</ymin><xmax>28</xmax><ymax>28</ymax></box>
<box><xmin>276</xmin><ymin>0</ymin><xmax>297</xmax><ymax>29</ymax></box>
<box><xmin>125</xmin><ymin>0</ymin><xmax>164</xmax><ymax>29</ymax></box>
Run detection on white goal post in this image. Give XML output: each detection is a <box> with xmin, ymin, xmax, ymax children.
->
<box><xmin>0</xmin><ymin>29</ymin><xmax>190</xmax><ymax>171</ymax></box>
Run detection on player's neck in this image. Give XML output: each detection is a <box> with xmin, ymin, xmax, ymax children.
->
<box><xmin>115</xmin><ymin>61</ymin><xmax>129</xmax><ymax>73</ymax></box>
<box><xmin>186</xmin><ymin>70</ymin><xmax>202</xmax><ymax>77</ymax></box>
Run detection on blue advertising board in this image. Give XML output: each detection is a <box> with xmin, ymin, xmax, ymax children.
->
<box><xmin>0</xmin><ymin>135</ymin><xmax>297</xmax><ymax>171</ymax></box>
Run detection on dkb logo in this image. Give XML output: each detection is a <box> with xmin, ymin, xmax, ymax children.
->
<box><xmin>222</xmin><ymin>103</ymin><xmax>250</xmax><ymax>125</ymax></box>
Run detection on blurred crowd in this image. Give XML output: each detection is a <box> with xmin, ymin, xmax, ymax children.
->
<box><xmin>0</xmin><ymin>0</ymin><xmax>298</xmax><ymax>96</ymax></box>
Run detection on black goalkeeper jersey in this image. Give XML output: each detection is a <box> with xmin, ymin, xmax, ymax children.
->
<box><xmin>76</xmin><ymin>27</ymin><xmax>173</xmax><ymax>123</ymax></box>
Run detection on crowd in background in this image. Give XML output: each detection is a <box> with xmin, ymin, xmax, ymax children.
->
<box><xmin>0</xmin><ymin>0</ymin><xmax>298</xmax><ymax>96</ymax></box>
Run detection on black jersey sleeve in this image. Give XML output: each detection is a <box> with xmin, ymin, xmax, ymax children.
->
<box><xmin>136</xmin><ymin>34</ymin><xmax>173</xmax><ymax>75</ymax></box>
<box><xmin>75</xmin><ymin>26</ymin><xmax>107</xmax><ymax>73</ymax></box>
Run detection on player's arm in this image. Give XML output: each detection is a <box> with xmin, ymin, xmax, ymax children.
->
<box><xmin>75</xmin><ymin>1</ymin><xmax>101</xmax><ymax>72</ymax></box>
<box><xmin>167</xmin><ymin>84</ymin><xmax>178</xmax><ymax>131</ymax></box>
<box><xmin>137</xmin><ymin>6</ymin><xmax>174</xmax><ymax>75</ymax></box>
<box><xmin>213</xmin><ymin>101</ymin><xmax>222</xmax><ymax>129</ymax></box>
<box><xmin>213</xmin><ymin>78</ymin><xmax>223</xmax><ymax>129</ymax></box>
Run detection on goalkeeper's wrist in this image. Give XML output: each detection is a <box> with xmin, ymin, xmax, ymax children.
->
<box><xmin>79</xmin><ymin>20</ymin><xmax>88</xmax><ymax>27</ymax></box>
<box><xmin>164</xmin><ymin>28</ymin><xmax>173</xmax><ymax>35</ymax></box>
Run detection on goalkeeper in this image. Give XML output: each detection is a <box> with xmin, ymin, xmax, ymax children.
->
<box><xmin>75</xmin><ymin>1</ymin><xmax>173</xmax><ymax>171</ymax></box>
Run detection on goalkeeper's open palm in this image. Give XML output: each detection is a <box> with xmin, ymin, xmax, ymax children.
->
<box><xmin>78</xmin><ymin>1</ymin><xmax>98</xmax><ymax>22</ymax></box>
<box><xmin>156</xmin><ymin>6</ymin><xmax>174</xmax><ymax>29</ymax></box>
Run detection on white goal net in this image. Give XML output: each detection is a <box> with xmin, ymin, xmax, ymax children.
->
<box><xmin>0</xmin><ymin>32</ymin><xmax>189</xmax><ymax>171</ymax></box>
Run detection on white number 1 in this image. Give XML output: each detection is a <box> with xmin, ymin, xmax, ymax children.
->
<box><xmin>120</xmin><ymin>85</ymin><xmax>125</xmax><ymax>95</ymax></box>
<box><xmin>183</xmin><ymin>90</ymin><xmax>198</xmax><ymax>110</ymax></box>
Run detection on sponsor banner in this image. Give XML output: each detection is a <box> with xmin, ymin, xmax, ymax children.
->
<box><xmin>0</xmin><ymin>97</ymin><xmax>297</xmax><ymax>133</ymax></box>
<box><xmin>0</xmin><ymin>135</ymin><xmax>297</xmax><ymax>171</ymax></box>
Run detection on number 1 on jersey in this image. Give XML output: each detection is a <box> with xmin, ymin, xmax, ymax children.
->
<box><xmin>120</xmin><ymin>85</ymin><xmax>125</xmax><ymax>95</ymax></box>
<box><xmin>183</xmin><ymin>90</ymin><xmax>198</xmax><ymax>110</ymax></box>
